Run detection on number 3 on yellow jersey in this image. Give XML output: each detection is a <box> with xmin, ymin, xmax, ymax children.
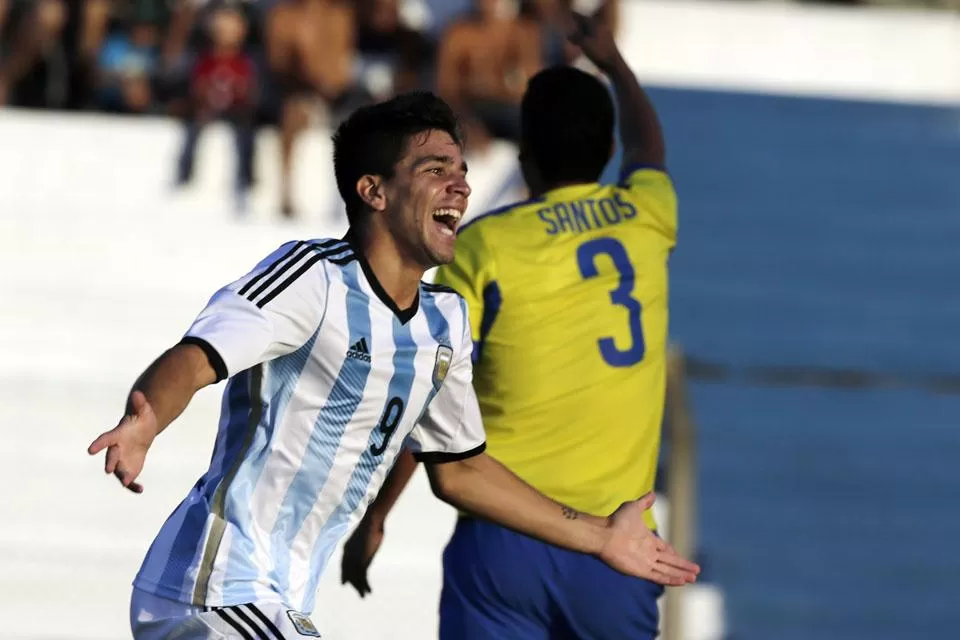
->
<box><xmin>576</xmin><ymin>237</ymin><xmax>645</xmax><ymax>368</ymax></box>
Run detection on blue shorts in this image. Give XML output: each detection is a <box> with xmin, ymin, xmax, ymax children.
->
<box><xmin>439</xmin><ymin>517</ymin><xmax>665</xmax><ymax>640</ymax></box>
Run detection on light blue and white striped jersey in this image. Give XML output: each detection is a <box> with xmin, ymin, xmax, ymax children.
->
<box><xmin>133</xmin><ymin>235</ymin><xmax>486</xmax><ymax>615</ymax></box>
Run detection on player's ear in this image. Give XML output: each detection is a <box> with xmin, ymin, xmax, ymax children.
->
<box><xmin>357</xmin><ymin>175</ymin><xmax>387</xmax><ymax>213</ymax></box>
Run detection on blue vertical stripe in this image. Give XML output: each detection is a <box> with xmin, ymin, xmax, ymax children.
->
<box><xmin>407</xmin><ymin>292</ymin><xmax>454</xmax><ymax>431</ymax></box>
<box><xmin>301</xmin><ymin>314</ymin><xmax>421</xmax><ymax>611</ymax></box>
<box><xmin>473</xmin><ymin>281</ymin><xmax>502</xmax><ymax>364</ymax></box>
<box><xmin>145</xmin><ymin>371</ymin><xmax>251</xmax><ymax>596</ymax></box>
<box><xmin>268</xmin><ymin>261</ymin><xmax>373</xmax><ymax>598</ymax></box>
<box><xmin>219</xmin><ymin>329</ymin><xmax>321</xmax><ymax>604</ymax></box>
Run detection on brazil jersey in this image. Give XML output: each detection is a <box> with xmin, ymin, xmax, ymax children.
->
<box><xmin>434</xmin><ymin>164</ymin><xmax>678</xmax><ymax>529</ymax></box>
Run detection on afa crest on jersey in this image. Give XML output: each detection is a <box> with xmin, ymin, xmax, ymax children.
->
<box><xmin>433</xmin><ymin>345</ymin><xmax>454</xmax><ymax>390</ymax></box>
<box><xmin>287</xmin><ymin>610</ymin><xmax>321</xmax><ymax>637</ymax></box>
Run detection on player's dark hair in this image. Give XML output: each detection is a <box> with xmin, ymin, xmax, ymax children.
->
<box><xmin>521</xmin><ymin>66</ymin><xmax>615</xmax><ymax>186</ymax></box>
<box><xmin>332</xmin><ymin>91</ymin><xmax>463</xmax><ymax>228</ymax></box>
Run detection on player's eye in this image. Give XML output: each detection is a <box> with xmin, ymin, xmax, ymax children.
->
<box><xmin>428</xmin><ymin>166</ymin><xmax>445</xmax><ymax>175</ymax></box>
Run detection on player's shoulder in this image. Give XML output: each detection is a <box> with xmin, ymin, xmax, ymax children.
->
<box><xmin>420</xmin><ymin>281</ymin><xmax>470</xmax><ymax>338</ymax></box>
<box><xmin>421</xmin><ymin>282</ymin><xmax>466</xmax><ymax>315</ymax></box>
<box><xmin>617</xmin><ymin>163</ymin><xmax>676</xmax><ymax>194</ymax></box>
<box><xmin>420</xmin><ymin>281</ymin><xmax>463</xmax><ymax>305</ymax></box>
<box><xmin>250</xmin><ymin>237</ymin><xmax>357</xmax><ymax>283</ymax></box>
<box><xmin>457</xmin><ymin>195</ymin><xmax>544</xmax><ymax>238</ymax></box>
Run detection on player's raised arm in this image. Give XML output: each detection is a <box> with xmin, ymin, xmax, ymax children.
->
<box><xmin>563</xmin><ymin>10</ymin><xmax>665</xmax><ymax>169</ymax></box>
<box><xmin>88</xmin><ymin>240</ymin><xmax>331</xmax><ymax>493</ymax></box>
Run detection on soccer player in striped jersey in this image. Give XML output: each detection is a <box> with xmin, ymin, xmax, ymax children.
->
<box><xmin>87</xmin><ymin>91</ymin><xmax>698</xmax><ymax>639</ymax></box>
<box><xmin>342</xmin><ymin>12</ymin><xmax>686</xmax><ymax>640</ymax></box>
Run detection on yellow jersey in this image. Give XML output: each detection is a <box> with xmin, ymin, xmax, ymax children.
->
<box><xmin>435</xmin><ymin>166</ymin><xmax>678</xmax><ymax>529</ymax></box>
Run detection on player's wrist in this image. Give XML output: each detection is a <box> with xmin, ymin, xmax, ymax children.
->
<box><xmin>590</xmin><ymin>516</ymin><xmax>615</xmax><ymax>557</ymax></box>
<box><xmin>362</xmin><ymin>508</ymin><xmax>387</xmax><ymax>532</ymax></box>
<box><xmin>563</xmin><ymin>505</ymin><xmax>612</xmax><ymax>555</ymax></box>
<box><xmin>597</xmin><ymin>50</ymin><xmax>629</xmax><ymax>77</ymax></box>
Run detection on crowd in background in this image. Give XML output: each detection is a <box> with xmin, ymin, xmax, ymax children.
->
<box><xmin>0</xmin><ymin>0</ymin><xmax>945</xmax><ymax>217</ymax></box>
<box><xmin>0</xmin><ymin>0</ymin><xmax>623</xmax><ymax>216</ymax></box>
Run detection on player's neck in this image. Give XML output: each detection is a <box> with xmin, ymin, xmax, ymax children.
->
<box><xmin>531</xmin><ymin>180</ymin><xmax>585</xmax><ymax>198</ymax></box>
<box><xmin>349</xmin><ymin>227</ymin><xmax>422</xmax><ymax>312</ymax></box>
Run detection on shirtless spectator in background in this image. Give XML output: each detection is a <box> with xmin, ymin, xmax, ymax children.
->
<box><xmin>0</xmin><ymin>0</ymin><xmax>110</xmax><ymax>108</ymax></box>
<box><xmin>436</xmin><ymin>0</ymin><xmax>541</xmax><ymax>155</ymax></box>
<box><xmin>267</xmin><ymin>0</ymin><xmax>353</xmax><ymax>218</ymax></box>
<box><xmin>351</xmin><ymin>0</ymin><xmax>434</xmax><ymax>103</ymax></box>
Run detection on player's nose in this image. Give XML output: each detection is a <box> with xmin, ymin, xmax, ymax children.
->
<box><xmin>447</xmin><ymin>173</ymin><xmax>471</xmax><ymax>199</ymax></box>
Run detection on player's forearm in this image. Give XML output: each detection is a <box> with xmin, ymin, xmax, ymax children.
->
<box><xmin>600</xmin><ymin>51</ymin><xmax>665</xmax><ymax>168</ymax></box>
<box><xmin>366</xmin><ymin>448</ymin><xmax>418</xmax><ymax>524</ymax></box>
<box><xmin>128</xmin><ymin>343</ymin><xmax>216</xmax><ymax>437</ymax></box>
<box><xmin>426</xmin><ymin>453</ymin><xmax>610</xmax><ymax>556</ymax></box>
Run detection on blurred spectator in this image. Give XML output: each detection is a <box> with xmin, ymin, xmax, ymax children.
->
<box><xmin>156</xmin><ymin>0</ymin><xmax>263</xmax><ymax>118</ymax></box>
<box><xmin>417</xmin><ymin>0</ymin><xmax>472</xmax><ymax>39</ymax></box>
<box><xmin>266</xmin><ymin>0</ymin><xmax>353</xmax><ymax>218</ymax></box>
<box><xmin>0</xmin><ymin>0</ymin><xmax>70</xmax><ymax>107</ymax></box>
<box><xmin>0</xmin><ymin>0</ymin><xmax>112</xmax><ymax>109</ymax></box>
<box><xmin>436</xmin><ymin>0</ymin><xmax>542</xmax><ymax>155</ymax></box>
<box><xmin>175</xmin><ymin>1</ymin><xmax>258</xmax><ymax>211</ymax></box>
<box><xmin>350</xmin><ymin>0</ymin><xmax>435</xmax><ymax>104</ymax></box>
<box><xmin>96</xmin><ymin>15</ymin><xmax>160</xmax><ymax>114</ymax></box>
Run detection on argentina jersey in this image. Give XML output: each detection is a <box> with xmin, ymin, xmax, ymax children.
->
<box><xmin>133</xmin><ymin>234</ymin><xmax>487</xmax><ymax>615</ymax></box>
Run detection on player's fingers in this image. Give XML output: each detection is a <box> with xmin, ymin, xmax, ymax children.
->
<box><xmin>636</xmin><ymin>492</ymin><xmax>656</xmax><ymax>511</ymax></box>
<box><xmin>650</xmin><ymin>568</ymin><xmax>689</xmax><ymax>587</ymax></box>
<box><xmin>657</xmin><ymin>551</ymin><xmax>700</xmax><ymax>576</ymax></box>
<box><xmin>654</xmin><ymin>560</ymin><xmax>697</xmax><ymax>584</ymax></box>
<box><xmin>115</xmin><ymin>462</ymin><xmax>139</xmax><ymax>489</ymax></box>
<box><xmin>126</xmin><ymin>480</ymin><xmax>144</xmax><ymax>494</ymax></box>
<box><xmin>104</xmin><ymin>444</ymin><xmax>121</xmax><ymax>475</ymax></box>
<box><xmin>87</xmin><ymin>430</ymin><xmax>116</xmax><ymax>455</ymax></box>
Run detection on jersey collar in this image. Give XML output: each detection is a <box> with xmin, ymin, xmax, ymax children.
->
<box><xmin>343</xmin><ymin>229</ymin><xmax>419</xmax><ymax>324</ymax></box>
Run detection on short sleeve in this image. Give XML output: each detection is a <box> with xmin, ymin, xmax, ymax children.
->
<box><xmin>182</xmin><ymin>241</ymin><xmax>329</xmax><ymax>381</ymax></box>
<box><xmin>434</xmin><ymin>223</ymin><xmax>496</xmax><ymax>352</ymax></box>
<box><xmin>406</xmin><ymin>307</ymin><xmax>487</xmax><ymax>462</ymax></box>
<box><xmin>619</xmin><ymin>164</ymin><xmax>679</xmax><ymax>246</ymax></box>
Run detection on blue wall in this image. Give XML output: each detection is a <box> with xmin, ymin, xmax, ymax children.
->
<box><xmin>649</xmin><ymin>87</ymin><xmax>960</xmax><ymax>640</ymax></box>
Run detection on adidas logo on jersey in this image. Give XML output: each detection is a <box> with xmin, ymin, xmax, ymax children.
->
<box><xmin>346</xmin><ymin>338</ymin><xmax>371</xmax><ymax>362</ymax></box>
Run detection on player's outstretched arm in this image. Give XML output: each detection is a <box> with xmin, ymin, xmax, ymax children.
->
<box><xmin>87</xmin><ymin>342</ymin><xmax>217</xmax><ymax>493</ymax></box>
<box><xmin>424</xmin><ymin>452</ymin><xmax>700</xmax><ymax>586</ymax></box>
<box><xmin>563</xmin><ymin>10</ymin><xmax>665</xmax><ymax>169</ymax></box>
<box><xmin>341</xmin><ymin>447</ymin><xmax>419</xmax><ymax>596</ymax></box>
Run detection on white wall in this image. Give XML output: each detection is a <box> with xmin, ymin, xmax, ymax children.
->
<box><xmin>618</xmin><ymin>0</ymin><xmax>960</xmax><ymax>104</ymax></box>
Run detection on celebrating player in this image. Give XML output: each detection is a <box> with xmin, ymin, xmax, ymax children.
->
<box><xmin>88</xmin><ymin>89</ymin><xmax>697</xmax><ymax>639</ymax></box>
<box><xmin>342</xmin><ymin>12</ymin><xmax>682</xmax><ymax>640</ymax></box>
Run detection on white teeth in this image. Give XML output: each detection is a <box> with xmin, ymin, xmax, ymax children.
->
<box><xmin>439</xmin><ymin>226</ymin><xmax>454</xmax><ymax>237</ymax></box>
<box><xmin>432</xmin><ymin>208</ymin><xmax>462</xmax><ymax>221</ymax></box>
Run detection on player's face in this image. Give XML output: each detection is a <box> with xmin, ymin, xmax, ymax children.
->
<box><xmin>385</xmin><ymin>129</ymin><xmax>470</xmax><ymax>267</ymax></box>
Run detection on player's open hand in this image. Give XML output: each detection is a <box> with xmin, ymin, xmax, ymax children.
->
<box><xmin>599</xmin><ymin>493</ymin><xmax>700</xmax><ymax>586</ymax></box>
<box><xmin>340</xmin><ymin>514</ymin><xmax>384</xmax><ymax>598</ymax></box>
<box><xmin>561</xmin><ymin>9</ymin><xmax>620</xmax><ymax>72</ymax></box>
<box><xmin>87</xmin><ymin>390</ymin><xmax>157</xmax><ymax>493</ymax></box>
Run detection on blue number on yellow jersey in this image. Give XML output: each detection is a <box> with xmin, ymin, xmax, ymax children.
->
<box><xmin>434</xmin><ymin>165</ymin><xmax>678</xmax><ymax>528</ymax></box>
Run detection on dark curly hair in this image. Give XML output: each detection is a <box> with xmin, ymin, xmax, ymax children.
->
<box><xmin>521</xmin><ymin>66</ymin><xmax>615</xmax><ymax>185</ymax></box>
<box><xmin>332</xmin><ymin>91</ymin><xmax>463</xmax><ymax>227</ymax></box>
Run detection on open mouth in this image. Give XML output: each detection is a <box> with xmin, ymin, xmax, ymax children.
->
<box><xmin>432</xmin><ymin>208</ymin><xmax>463</xmax><ymax>237</ymax></box>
